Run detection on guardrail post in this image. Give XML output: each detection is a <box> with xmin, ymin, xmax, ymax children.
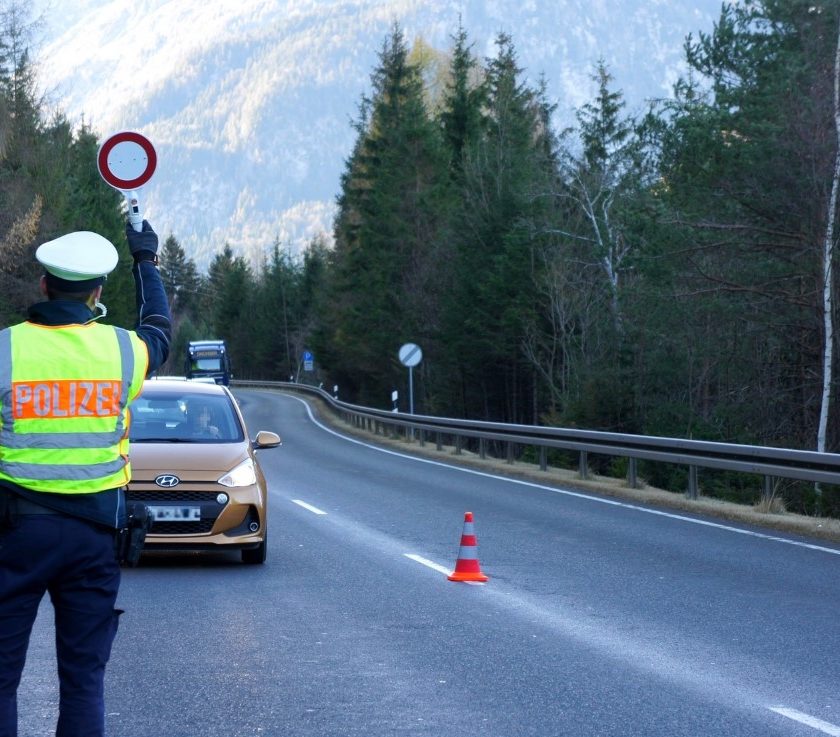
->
<box><xmin>627</xmin><ymin>458</ymin><xmax>638</xmax><ymax>489</ymax></box>
<box><xmin>479</xmin><ymin>438</ymin><xmax>486</xmax><ymax>460</ymax></box>
<box><xmin>687</xmin><ymin>466</ymin><xmax>699</xmax><ymax>500</ymax></box>
<box><xmin>436</xmin><ymin>432</ymin><xmax>442</xmax><ymax>451</ymax></box>
<box><xmin>507</xmin><ymin>442</ymin><xmax>514</xmax><ymax>465</ymax></box>
<box><xmin>539</xmin><ymin>446</ymin><xmax>547</xmax><ymax>471</ymax></box>
<box><xmin>579</xmin><ymin>451</ymin><xmax>588</xmax><ymax>480</ymax></box>
<box><xmin>762</xmin><ymin>475</ymin><xmax>775</xmax><ymax>504</ymax></box>
<box><xmin>455</xmin><ymin>434</ymin><xmax>463</xmax><ymax>455</ymax></box>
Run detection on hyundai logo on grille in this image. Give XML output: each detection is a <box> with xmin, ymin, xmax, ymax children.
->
<box><xmin>155</xmin><ymin>474</ymin><xmax>181</xmax><ymax>488</ymax></box>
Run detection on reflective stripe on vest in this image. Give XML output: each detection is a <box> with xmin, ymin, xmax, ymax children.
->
<box><xmin>0</xmin><ymin>324</ymin><xmax>145</xmax><ymax>491</ymax></box>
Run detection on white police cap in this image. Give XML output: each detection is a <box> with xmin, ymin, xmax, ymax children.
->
<box><xmin>36</xmin><ymin>231</ymin><xmax>119</xmax><ymax>282</ymax></box>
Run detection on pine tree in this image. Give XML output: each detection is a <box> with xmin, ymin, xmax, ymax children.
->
<box><xmin>205</xmin><ymin>245</ymin><xmax>253</xmax><ymax>378</ymax></box>
<box><xmin>249</xmin><ymin>242</ymin><xmax>303</xmax><ymax>379</ymax></box>
<box><xmin>440</xmin><ymin>33</ymin><xmax>554</xmax><ymax>422</ymax></box>
<box><xmin>159</xmin><ymin>233</ymin><xmax>199</xmax><ymax>315</ymax></box>
<box><xmin>0</xmin><ymin>1</ymin><xmax>41</xmax><ymax>167</ymax></box>
<box><xmin>0</xmin><ymin>1</ymin><xmax>45</xmax><ymax>323</ymax></box>
<box><xmin>439</xmin><ymin>20</ymin><xmax>485</xmax><ymax>177</ymax></box>
<box><xmin>324</xmin><ymin>23</ymin><xmax>449</xmax><ymax>405</ymax></box>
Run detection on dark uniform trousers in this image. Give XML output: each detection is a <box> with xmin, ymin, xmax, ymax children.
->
<box><xmin>0</xmin><ymin>506</ymin><xmax>122</xmax><ymax>737</ymax></box>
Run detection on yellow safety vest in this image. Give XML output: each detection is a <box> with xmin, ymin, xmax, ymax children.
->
<box><xmin>0</xmin><ymin>321</ymin><xmax>148</xmax><ymax>493</ymax></box>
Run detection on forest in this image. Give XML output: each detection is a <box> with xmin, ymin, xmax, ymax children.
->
<box><xmin>1</xmin><ymin>0</ymin><xmax>839</xmax><ymax>513</ymax></box>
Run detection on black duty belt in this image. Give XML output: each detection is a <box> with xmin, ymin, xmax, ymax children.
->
<box><xmin>14</xmin><ymin>496</ymin><xmax>61</xmax><ymax>515</ymax></box>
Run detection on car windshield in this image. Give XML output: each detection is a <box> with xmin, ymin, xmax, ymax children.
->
<box><xmin>129</xmin><ymin>390</ymin><xmax>244</xmax><ymax>443</ymax></box>
<box><xmin>192</xmin><ymin>357</ymin><xmax>221</xmax><ymax>371</ymax></box>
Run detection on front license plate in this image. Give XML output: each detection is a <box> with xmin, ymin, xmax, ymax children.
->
<box><xmin>148</xmin><ymin>505</ymin><xmax>201</xmax><ymax>522</ymax></box>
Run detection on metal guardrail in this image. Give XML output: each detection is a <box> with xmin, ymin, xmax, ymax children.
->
<box><xmin>232</xmin><ymin>379</ymin><xmax>840</xmax><ymax>500</ymax></box>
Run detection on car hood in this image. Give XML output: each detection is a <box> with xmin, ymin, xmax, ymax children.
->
<box><xmin>128</xmin><ymin>442</ymin><xmax>249</xmax><ymax>474</ymax></box>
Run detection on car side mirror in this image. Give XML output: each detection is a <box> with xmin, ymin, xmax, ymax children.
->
<box><xmin>253</xmin><ymin>430</ymin><xmax>282</xmax><ymax>448</ymax></box>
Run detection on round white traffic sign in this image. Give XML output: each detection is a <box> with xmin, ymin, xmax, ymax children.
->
<box><xmin>97</xmin><ymin>131</ymin><xmax>157</xmax><ymax>191</ymax></box>
<box><xmin>399</xmin><ymin>343</ymin><xmax>422</xmax><ymax>367</ymax></box>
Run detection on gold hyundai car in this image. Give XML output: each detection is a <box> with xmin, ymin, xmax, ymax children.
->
<box><xmin>126</xmin><ymin>378</ymin><xmax>281</xmax><ymax>564</ymax></box>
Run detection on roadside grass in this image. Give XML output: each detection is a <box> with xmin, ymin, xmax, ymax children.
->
<box><xmin>303</xmin><ymin>396</ymin><xmax>840</xmax><ymax>546</ymax></box>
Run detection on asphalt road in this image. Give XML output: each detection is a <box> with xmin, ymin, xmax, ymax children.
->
<box><xmin>17</xmin><ymin>389</ymin><xmax>840</xmax><ymax>737</ymax></box>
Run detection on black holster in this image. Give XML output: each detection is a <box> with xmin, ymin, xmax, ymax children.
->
<box><xmin>116</xmin><ymin>502</ymin><xmax>153</xmax><ymax>566</ymax></box>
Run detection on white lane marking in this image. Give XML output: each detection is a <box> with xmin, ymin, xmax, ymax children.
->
<box><xmin>769</xmin><ymin>707</ymin><xmax>840</xmax><ymax>735</ymax></box>
<box><xmin>404</xmin><ymin>553</ymin><xmax>451</xmax><ymax>575</ymax></box>
<box><xmin>280</xmin><ymin>394</ymin><xmax>840</xmax><ymax>557</ymax></box>
<box><xmin>404</xmin><ymin>553</ymin><xmax>485</xmax><ymax>584</ymax></box>
<box><xmin>291</xmin><ymin>499</ymin><xmax>327</xmax><ymax>515</ymax></box>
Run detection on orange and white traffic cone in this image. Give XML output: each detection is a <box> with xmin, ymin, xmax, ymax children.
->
<box><xmin>448</xmin><ymin>511</ymin><xmax>489</xmax><ymax>582</ymax></box>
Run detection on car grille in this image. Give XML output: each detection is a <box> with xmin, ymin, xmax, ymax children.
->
<box><xmin>150</xmin><ymin>520</ymin><xmax>216</xmax><ymax>535</ymax></box>
<box><xmin>127</xmin><ymin>490</ymin><xmax>221</xmax><ymax>503</ymax></box>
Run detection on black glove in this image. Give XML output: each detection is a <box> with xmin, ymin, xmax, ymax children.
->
<box><xmin>126</xmin><ymin>220</ymin><xmax>158</xmax><ymax>263</ymax></box>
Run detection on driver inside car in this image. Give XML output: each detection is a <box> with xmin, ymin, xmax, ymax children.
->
<box><xmin>186</xmin><ymin>400</ymin><xmax>221</xmax><ymax>439</ymax></box>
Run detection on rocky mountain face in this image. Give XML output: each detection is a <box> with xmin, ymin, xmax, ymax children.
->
<box><xmin>33</xmin><ymin>0</ymin><xmax>723</xmax><ymax>268</ymax></box>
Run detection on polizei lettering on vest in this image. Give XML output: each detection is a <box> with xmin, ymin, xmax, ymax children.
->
<box><xmin>12</xmin><ymin>380</ymin><xmax>122</xmax><ymax>419</ymax></box>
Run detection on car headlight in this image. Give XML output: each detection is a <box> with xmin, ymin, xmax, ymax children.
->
<box><xmin>218</xmin><ymin>458</ymin><xmax>257</xmax><ymax>487</ymax></box>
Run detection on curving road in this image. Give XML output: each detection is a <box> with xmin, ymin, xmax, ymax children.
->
<box><xmin>17</xmin><ymin>389</ymin><xmax>840</xmax><ymax>737</ymax></box>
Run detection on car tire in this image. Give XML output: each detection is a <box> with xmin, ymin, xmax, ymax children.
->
<box><xmin>242</xmin><ymin>538</ymin><xmax>267</xmax><ymax>565</ymax></box>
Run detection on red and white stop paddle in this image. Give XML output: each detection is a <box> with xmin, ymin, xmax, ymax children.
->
<box><xmin>97</xmin><ymin>131</ymin><xmax>157</xmax><ymax>232</ymax></box>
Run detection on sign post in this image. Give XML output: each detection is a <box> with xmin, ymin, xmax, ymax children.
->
<box><xmin>398</xmin><ymin>343</ymin><xmax>422</xmax><ymax>415</ymax></box>
<box><xmin>97</xmin><ymin>131</ymin><xmax>157</xmax><ymax>232</ymax></box>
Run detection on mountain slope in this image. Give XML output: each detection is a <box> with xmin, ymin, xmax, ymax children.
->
<box><xmin>33</xmin><ymin>0</ymin><xmax>722</xmax><ymax>268</ymax></box>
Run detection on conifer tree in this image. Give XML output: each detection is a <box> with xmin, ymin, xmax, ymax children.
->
<box><xmin>250</xmin><ymin>242</ymin><xmax>302</xmax><ymax>379</ymax></box>
<box><xmin>440</xmin><ymin>33</ymin><xmax>554</xmax><ymax>422</ymax></box>
<box><xmin>0</xmin><ymin>1</ymin><xmax>45</xmax><ymax>323</ymax></box>
<box><xmin>439</xmin><ymin>20</ymin><xmax>484</xmax><ymax>176</ymax></box>
<box><xmin>325</xmin><ymin>23</ymin><xmax>449</xmax><ymax>405</ymax></box>
<box><xmin>205</xmin><ymin>245</ymin><xmax>253</xmax><ymax>377</ymax></box>
<box><xmin>159</xmin><ymin>233</ymin><xmax>199</xmax><ymax>315</ymax></box>
<box><xmin>0</xmin><ymin>1</ymin><xmax>41</xmax><ymax>166</ymax></box>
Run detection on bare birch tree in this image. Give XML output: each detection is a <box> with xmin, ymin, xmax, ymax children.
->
<box><xmin>817</xmin><ymin>14</ymin><xmax>840</xmax><ymax>457</ymax></box>
<box><xmin>552</xmin><ymin>62</ymin><xmax>641</xmax><ymax>337</ymax></box>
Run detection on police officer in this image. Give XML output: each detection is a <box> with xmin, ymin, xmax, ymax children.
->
<box><xmin>0</xmin><ymin>220</ymin><xmax>171</xmax><ymax>737</ymax></box>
